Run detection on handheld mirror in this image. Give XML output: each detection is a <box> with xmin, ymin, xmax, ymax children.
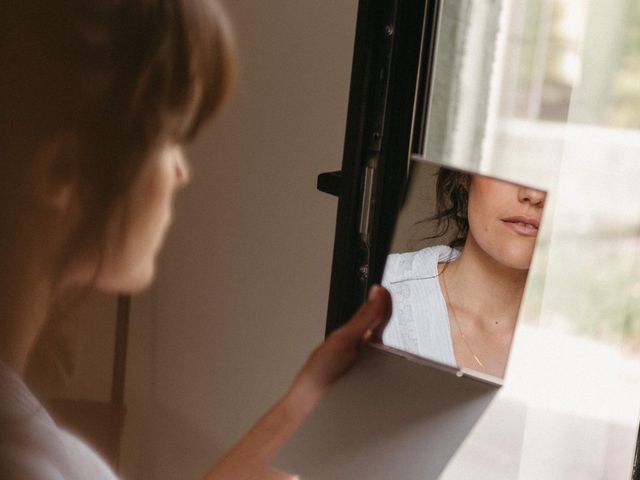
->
<box><xmin>372</xmin><ymin>159</ymin><xmax>546</xmax><ymax>385</ymax></box>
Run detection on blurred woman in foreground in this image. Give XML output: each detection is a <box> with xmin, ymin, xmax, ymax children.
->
<box><xmin>0</xmin><ymin>1</ymin><xmax>390</xmax><ymax>478</ymax></box>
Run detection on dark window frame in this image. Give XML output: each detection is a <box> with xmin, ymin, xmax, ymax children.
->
<box><xmin>321</xmin><ymin>0</ymin><xmax>440</xmax><ymax>334</ymax></box>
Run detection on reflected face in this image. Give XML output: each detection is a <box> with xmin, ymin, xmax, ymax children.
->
<box><xmin>96</xmin><ymin>143</ymin><xmax>190</xmax><ymax>292</ymax></box>
<box><xmin>467</xmin><ymin>176</ymin><xmax>545</xmax><ymax>270</ymax></box>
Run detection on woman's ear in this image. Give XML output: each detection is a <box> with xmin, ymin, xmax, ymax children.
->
<box><xmin>30</xmin><ymin>132</ymin><xmax>80</xmax><ymax>214</ymax></box>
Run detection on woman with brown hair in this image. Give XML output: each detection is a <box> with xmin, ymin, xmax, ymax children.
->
<box><xmin>0</xmin><ymin>1</ymin><xmax>391</xmax><ymax>478</ymax></box>
<box><xmin>382</xmin><ymin>168</ymin><xmax>545</xmax><ymax>378</ymax></box>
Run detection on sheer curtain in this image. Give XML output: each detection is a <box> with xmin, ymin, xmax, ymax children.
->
<box><xmin>422</xmin><ymin>0</ymin><xmax>640</xmax><ymax>477</ymax></box>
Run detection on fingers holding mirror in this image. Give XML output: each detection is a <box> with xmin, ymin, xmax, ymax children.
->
<box><xmin>289</xmin><ymin>286</ymin><xmax>391</xmax><ymax>411</ymax></box>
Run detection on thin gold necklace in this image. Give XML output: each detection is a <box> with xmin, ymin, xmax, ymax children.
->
<box><xmin>441</xmin><ymin>271</ymin><xmax>485</xmax><ymax>369</ymax></box>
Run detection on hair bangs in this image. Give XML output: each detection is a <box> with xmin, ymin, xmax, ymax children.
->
<box><xmin>161</xmin><ymin>0</ymin><xmax>236</xmax><ymax>143</ymax></box>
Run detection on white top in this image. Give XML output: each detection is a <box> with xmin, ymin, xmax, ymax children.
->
<box><xmin>0</xmin><ymin>362</ymin><xmax>118</xmax><ymax>480</ymax></box>
<box><xmin>381</xmin><ymin>245</ymin><xmax>460</xmax><ymax>367</ymax></box>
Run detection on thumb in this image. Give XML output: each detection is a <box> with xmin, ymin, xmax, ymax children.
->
<box><xmin>339</xmin><ymin>285</ymin><xmax>392</xmax><ymax>343</ymax></box>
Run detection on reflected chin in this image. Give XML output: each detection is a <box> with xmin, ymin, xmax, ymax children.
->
<box><xmin>498</xmin><ymin>249</ymin><xmax>534</xmax><ymax>270</ymax></box>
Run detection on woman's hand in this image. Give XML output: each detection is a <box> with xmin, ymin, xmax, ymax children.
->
<box><xmin>285</xmin><ymin>285</ymin><xmax>392</xmax><ymax>414</ymax></box>
<box><xmin>203</xmin><ymin>285</ymin><xmax>391</xmax><ymax>480</ymax></box>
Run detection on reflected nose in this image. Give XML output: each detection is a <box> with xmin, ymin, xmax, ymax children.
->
<box><xmin>174</xmin><ymin>147</ymin><xmax>191</xmax><ymax>188</ymax></box>
<box><xmin>518</xmin><ymin>187</ymin><xmax>545</xmax><ymax>207</ymax></box>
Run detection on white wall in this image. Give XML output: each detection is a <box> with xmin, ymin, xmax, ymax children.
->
<box><xmin>121</xmin><ymin>1</ymin><xmax>359</xmax><ymax>478</ymax></box>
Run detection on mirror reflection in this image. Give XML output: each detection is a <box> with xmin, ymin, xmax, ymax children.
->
<box><xmin>380</xmin><ymin>161</ymin><xmax>546</xmax><ymax>380</ymax></box>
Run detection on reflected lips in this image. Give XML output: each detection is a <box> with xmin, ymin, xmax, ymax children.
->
<box><xmin>502</xmin><ymin>216</ymin><xmax>539</xmax><ymax>237</ymax></box>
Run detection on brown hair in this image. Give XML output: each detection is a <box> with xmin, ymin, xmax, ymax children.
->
<box><xmin>430</xmin><ymin>168</ymin><xmax>472</xmax><ymax>249</ymax></box>
<box><xmin>1</xmin><ymin>0</ymin><xmax>235</xmax><ymax>389</ymax></box>
<box><xmin>1</xmin><ymin>0</ymin><xmax>235</xmax><ymax>277</ymax></box>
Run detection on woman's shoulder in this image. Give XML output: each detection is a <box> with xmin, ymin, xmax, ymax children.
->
<box><xmin>1</xmin><ymin>444</ymin><xmax>65</xmax><ymax>480</ymax></box>
<box><xmin>1</xmin><ymin>427</ymin><xmax>118</xmax><ymax>480</ymax></box>
<box><xmin>383</xmin><ymin>245</ymin><xmax>459</xmax><ymax>284</ymax></box>
<box><xmin>386</xmin><ymin>244</ymin><xmax>459</xmax><ymax>264</ymax></box>
<box><xmin>0</xmin><ymin>363</ymin><xmax>118</xmax><ymax>480</ymax></box>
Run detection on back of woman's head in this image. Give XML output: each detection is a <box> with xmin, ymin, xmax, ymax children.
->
<box><xmin>1</xmin><ymin>0</ymin><xmax>235</xmax><ymax>270</ymax></box>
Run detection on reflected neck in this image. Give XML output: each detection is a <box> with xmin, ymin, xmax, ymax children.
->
<box><xmin>442</xmin><ymin>235</ymin><xmax>527</xmax><ymax>328</ymax></box>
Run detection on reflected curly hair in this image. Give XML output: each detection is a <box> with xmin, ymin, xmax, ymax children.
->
<box><xmin>430</xmin><ymin>168</ymin><xmax>472</xmax><ymax>249</ymax></box>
